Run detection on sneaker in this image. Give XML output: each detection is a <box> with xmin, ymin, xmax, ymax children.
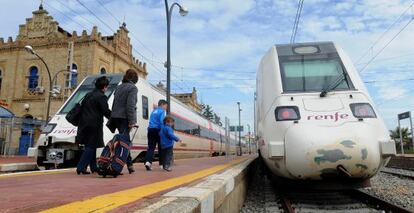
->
<box><xmin>160</xmin><ymin>165</ymin><xmax>164</xmax><ymax>169</ymax></box>
<box><xmin>145</xmin><ymin>162</ymin><xmax>152</xmax><ymax>171</ymax></box>
<box><xmin>163</xmin><ymin>166</ymin><xmax>172</xmax><ymax>172</ymax></box>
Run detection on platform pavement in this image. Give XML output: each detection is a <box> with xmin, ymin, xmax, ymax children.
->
<box><xmin>0</xmin><ymin>155</ymin><xmax>255</xmax><ymax>213</ymax></box>
<box><xmin>0</xmin><ymin>156</ymin><xmax>37</xmax><ymax>172</ymax></box>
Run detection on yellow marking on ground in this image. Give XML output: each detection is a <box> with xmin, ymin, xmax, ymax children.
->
<box><xmin>41</xmin><ymin>157</ymin><xmax>247</xmax><ymax>213</ymax></box>
<box><xmin>0</xmin><ymin>168</ymin><xmax>75</xmax><ymax>179</ymax></box>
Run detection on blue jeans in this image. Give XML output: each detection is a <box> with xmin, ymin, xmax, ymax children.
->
<box><xmin>145</xmin><ymin>128</ymin><xmax>162</xmax><ymax>164</ymax></box>
<box><xmin>162</xmin><ymin>147</ymin><xmax>173</xmax><ymax>169</ymax></box>
<box><xmin>77</xmin><ymin>146</ymin><xmax>97</xmax><ymax>172</ymax></box>
<box><xmin>111</xmin><ymin>118</ymin><xmax>133</xmax><ymax>167</ymax></box>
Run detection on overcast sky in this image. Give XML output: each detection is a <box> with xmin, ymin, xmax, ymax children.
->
<box><xmin>1</xmin><ymin>0</ymin><xmax>414</xmax><ymax>132</ymax></box>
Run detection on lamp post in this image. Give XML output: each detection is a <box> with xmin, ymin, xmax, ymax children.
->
<box><xmin>237</xmin><ymin>102</ymin><xmax>242</xmax><ymax>156</ymax></box>
<box><xmin>24</xmin><ymin>45</ymin><xmax>52</xmax><ymax>123</ymax></box>
<box><xmin>51</xmin><ymin>69</ymin><xmax>78</xmax><ymax>96</ymax></box>
<box><xmin>164</xmin><ymin>0</ymin><xmax>188</xmax><ymax>114</ymax></box>
<box><xmin>247</xmin><ymin>124</ymin><xmax>251</xmax><ymax>154</ymax></box>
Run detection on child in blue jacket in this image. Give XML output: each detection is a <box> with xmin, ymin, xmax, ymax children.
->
<box><xmin>160</xmin><ymin>116</ymin><xmax>183</xmax><ymax>171</ymax></box>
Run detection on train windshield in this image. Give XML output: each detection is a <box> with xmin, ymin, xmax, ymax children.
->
<box><xmin>277</xmin><ymin>43</ymin><xmax>354</xmax><ymax>93</ymax></box>
<box><xmin>58</xmin><ymin>75</ymin><xmax>122</xmax><ymax>114</ymax></box>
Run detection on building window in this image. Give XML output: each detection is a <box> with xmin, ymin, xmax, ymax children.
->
<box><xmin>0</xmin><ymin>69</ymin><xmax>2</xmax><ymax>92</ymax></box>
<box><xmin>100</xmin><ymin>67</ymin><xmax>106</xmax><ymax>74</ymax></box>
<box><xmin>142</xmin><ymin>96</ymin><xmax>149</xmax><ymax>120</ymax></box>
<box><xmin>28</xmin><ymin>66</ymin><xmax>39</xmax><ymax>90</ymax></box>
<box><xmin>66</xmin><ymin>64</ymin><xmax>78</xmax><ymax>88</ymax></box>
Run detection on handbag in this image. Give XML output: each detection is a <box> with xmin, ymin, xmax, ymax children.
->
<box><xmin>65</xmin><ymin>95</ymin><xmax>87</xmax><ymax>126</ymax></box>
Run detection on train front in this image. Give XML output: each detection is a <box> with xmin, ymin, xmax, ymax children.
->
<box><xmin>28</xmin><ymin>74</ymin><xmax>122</xmax><ymax>169</ymax></box>
<box><xmin>258</xmin><ymin>42</ymin><xmax>396</xmax><ymax>184</ymax></box>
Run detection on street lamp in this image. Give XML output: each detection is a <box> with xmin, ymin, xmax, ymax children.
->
<box><xmin>247</xmin><ymin>124</ymin><xmax>251</xmax><ymax>154</ymax></box>
<box><xmin>237</xmin><ymin>102</ymin><xmax>242</xmax><ymax>156</ymax></box>
<box><xmin>24</xmin><ymin>45</ymin><xmax>52</xmax><ymax>123</ymax></box>
<box><xmin>51</xmin><ymin>69</ymin><xmax>78</xmax><ymax>96</ymax></box>
<box><xmin>164</xmin><ymin>0</ymin><xmax>188</xmax><ymax>114</ymax></box>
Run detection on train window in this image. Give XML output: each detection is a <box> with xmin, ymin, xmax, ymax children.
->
<box><xmin>279</xmin><ymin>54</ymin><xmax>354</xmax><ymax>93</ymax></box>
<box><xmin>142</xmin><ymin>96</ymin><xmax>149</xmax><ymax>120</ymax></box>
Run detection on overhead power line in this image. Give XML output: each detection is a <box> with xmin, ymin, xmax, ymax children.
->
<box><xmin>359</xmin><ymin>16</ymin><xmax>414</xmax><ymax>72</ymax></box>
<box><xmin>290</xmin><ymin>0</ymin><xmax>304</xmax><ymax>43</ymax></box>
<box><xmin>355</xmin><ymin>0</ymin><xmax>414</xmax><ymax>65</ymax></box>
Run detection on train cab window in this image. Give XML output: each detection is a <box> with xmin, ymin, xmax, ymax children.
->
<box><xmin>142</xmin><ymin>96</ymin><xmax>149</xmax><ymax>120</ymax></box>
<box><xmin>280</xmin><ymin>57</ymin><xmax>353</xmax><ymax>92</ymax></box>
<box><xmin>277</xmin><ymin>43</ymin><xmax>354</xmax><ymax>93</ymax></box>
<box><xmin>59</xmin><ymin>75</ymin><xmax>122</xmax><ymax>114</ymax></box>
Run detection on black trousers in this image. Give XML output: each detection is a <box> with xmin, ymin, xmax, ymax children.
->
<box><xmin>162</xmin><ymin>147</ymin><xmax>173</xmax><ymax>169</ymax></box>
<box><xmin>145</xmin><ymin>128</ymin><xmax>162</xmax><ymax>165</ymax></box>
<box><xmin>111</xmin><ymin>118</ymin><xmax>133</xmax><ymax>167</ymax></box>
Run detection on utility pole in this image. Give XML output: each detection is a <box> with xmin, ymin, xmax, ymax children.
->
<box><xmin>247</xmin><ymin>124</ymin><xmax>251</xmax><ymax>154</ymax></box>
<box><xmin>237</xmin><ymin>102</ymin><xmax>242</xmax><ymax>156</ymax></box>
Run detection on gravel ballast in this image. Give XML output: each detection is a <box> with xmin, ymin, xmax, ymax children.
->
<box><xmin>362</xmin><ymin>169</ymin><xmax>414</xmax><ymax>211</ymax></box>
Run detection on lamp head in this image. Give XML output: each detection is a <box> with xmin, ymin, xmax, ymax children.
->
<box><xmin>24</xmin><ymin>45</ymin><xmax>35</xmax><ymax>55</ymax></box>
<box><xmin>179</xmin><ymin>6</ymin><xmax>189</xmax><ymax>16</ymax></box>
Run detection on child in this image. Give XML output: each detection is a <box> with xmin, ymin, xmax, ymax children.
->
<box><xmin>159</xmin><ymin>116</ymin><xmax>183</xmax><ymax>171</ymax></box>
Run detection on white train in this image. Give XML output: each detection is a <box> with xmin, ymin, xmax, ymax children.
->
<box><xmin>255</xmin><ymin>42</ymin><xmax>396</xmax><ymax>185</ymax></box>
<box><xmin>28</xmin><ymin>74</ymin><xmax>246</xmax><ymax>168</ymax></box>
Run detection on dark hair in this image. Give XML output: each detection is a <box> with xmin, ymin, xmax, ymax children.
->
<box><xmin>95</xmin><ymin>76</ymin><xmax>110</xmax><ymax>90</ymax></box>
<box><xmin>158</xmin><ymin>99</ymin><xmax>168</xmax><ymax>106</ymax></box>
<box><xmin>164</xmin><ymin>116</ymin><xmax>174</xmax><ymax>124</ymax></box>
<box><xmin>122</xmin><ymin>69</ymin><xmax>139</xmax><ymax>84</ymax></box>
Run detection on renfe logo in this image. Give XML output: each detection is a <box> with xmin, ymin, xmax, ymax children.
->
<box><xmin>52</xmin><ymin>128</ymin><xmax>77</xmax><ymax>135</ymax></box>
<box><xmin>307</xmin><ymin>112</ymin><xmax>349</xmax><ymax>122</ymax></box>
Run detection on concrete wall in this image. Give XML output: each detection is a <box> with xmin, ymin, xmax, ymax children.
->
<box><xmin>135</xmin><ymin>157</ymin><xmax>256</xmax><ymax>213</ymax></box>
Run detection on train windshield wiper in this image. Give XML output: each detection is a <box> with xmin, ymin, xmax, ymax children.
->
<box><xmin>319</xmin><ymin>73</ymin><xmax>347</xmax><ymax>97</ymax></box>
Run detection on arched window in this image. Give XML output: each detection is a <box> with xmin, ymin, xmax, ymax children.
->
<box><xmin>28</xmin><ymin>66</ymin><xmax>39</xmax><ymax>90</ymax></box>
<box><xmin>66</xmin><ymin>64</ymin><xmax>78</xmax><ymax>88</ymax></box>
<box><xmin>0</xmin><ymin>69</ymin><xmax>2</xmax><ymax>92</ymax></box>
<box><xmin>100</xmin><ymin>67</ymin><xmax>106</xmax><ymax>74</ymax></box>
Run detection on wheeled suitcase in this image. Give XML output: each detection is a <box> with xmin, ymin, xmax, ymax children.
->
<box><xmin>97</xmin><ymin>127</ymin><xmax>138</xmax><ymax>178</ymax></box>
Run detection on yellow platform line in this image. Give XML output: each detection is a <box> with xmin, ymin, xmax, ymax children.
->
<box><xmin>41</xmin><ymin>157</ymin><xmax>247</xmax><ymax>213</ymax></box>
<box><xmin>0</xmin><ymin>168</ymin><xmax>75</xmax><ymax>179</ymax></box>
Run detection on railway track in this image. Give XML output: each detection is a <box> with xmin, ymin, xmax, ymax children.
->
<box><xmin>380</xmin><ymin>170</ymin><xmax>414</xmax><ymax>180</ymax></box>
<box><xmin>276</xmin><ymin>187</ymin><xmax>412</xmax><ymax>213</ymax></box>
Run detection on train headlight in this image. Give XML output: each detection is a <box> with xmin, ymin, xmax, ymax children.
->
<box><xmin>275</xmin><ymin>106</ymin><xmax>301</xmax><ymax>121</ymax></box>
<box><xmin>350</xmin><ymin>103</ymin><xmax>376</xmax><ymax>118</ymax></box>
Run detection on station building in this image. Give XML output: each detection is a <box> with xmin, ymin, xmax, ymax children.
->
<box><xmin>0</xmin><ymin>4</ymin><xmax>147</xmax><ymax>154</ymax></box>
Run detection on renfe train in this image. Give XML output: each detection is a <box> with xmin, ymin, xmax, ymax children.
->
<box><xmin>28</xmin><ymin>74</ymin><xmax>245</xmax><ymax>168</ymax></box>
<box><xmin>255</xmin><ymin>41</ymin><xmax>396</xmax><ymax>185</ymax></box>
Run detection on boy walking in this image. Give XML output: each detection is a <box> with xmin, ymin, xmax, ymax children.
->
<box><xmin>160</xmin><ymin>116</ymin><xmax>183</xmax><ymax>172</ymax></box>
<box><xmin>144</xmin><ymin>100</ymin><xmax>168</xmax><ymax>171</ymax></box>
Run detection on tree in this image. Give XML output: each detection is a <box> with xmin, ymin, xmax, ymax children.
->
<box><xmin>202</xmin><ymin>104</ymin><xmax>214</xmax><ymax>121</ymax></box>
<box><xmin>390</xmin><ymin>126</ymin><xmax>411</xmax><ymax>145</ymax></box>
<box><xmin>213</xmin><ymin>113</ymin><xmax>222</xmax><ymax>126</ymax></box>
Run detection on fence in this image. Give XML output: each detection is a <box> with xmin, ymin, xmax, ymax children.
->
<box><xmin>0</xmin><ymin>117</ymin><xmax>45</xmax><ymax>156</ymax></box>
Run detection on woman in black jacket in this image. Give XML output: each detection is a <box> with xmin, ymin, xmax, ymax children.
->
<box><xmin>76</xmin><ymin>76</ymin><xmax>111</xmax><ymax>175</ymax></box>
<box><xmin>111</xmin><ymin>69</ymin><xmax>138</xmax><ymax>174</ymax></box>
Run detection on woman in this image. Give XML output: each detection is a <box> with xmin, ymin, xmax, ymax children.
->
<box><xmin>111</xmin><ymin>69</ymin><xmax>138</xmax><ymax>174</ymax></box>
<box><xmin>76</xmin><ymin>76</ymin><xmax>111</xmax><ymax>175</ymax></box>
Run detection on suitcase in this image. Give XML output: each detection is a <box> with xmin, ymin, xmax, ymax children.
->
<box><xmin>97</xmin><ymin>127</ymin><xmax>138</xmax><ymax>178</ymax></box>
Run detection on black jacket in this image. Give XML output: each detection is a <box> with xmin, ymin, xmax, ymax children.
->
<box><xmin>76</xmin><ymin>89</ymin><xmax>111</xmax><ymax>148</ymax></box>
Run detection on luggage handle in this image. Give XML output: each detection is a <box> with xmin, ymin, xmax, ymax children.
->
<box><xmin>130</xmin><ymin>125</ymin><xmax>139</xmax><ymax>141</ymax></box>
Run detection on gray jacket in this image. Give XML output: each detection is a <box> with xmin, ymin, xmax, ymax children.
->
<box><xmin>111</xmin><ymin>81</ymin><xmax>138</xmax><ymax>125</ymax></box>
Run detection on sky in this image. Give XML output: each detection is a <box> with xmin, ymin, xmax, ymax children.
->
<box><xmin>1</xmin><ymin>0</ymin><xmax>414</xmax><ymax>133</ymax></box>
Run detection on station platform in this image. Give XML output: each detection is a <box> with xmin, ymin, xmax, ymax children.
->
<box><xmin>0</xmin><ymin>155</ymin><xmax>255</xmax><ymax>213</ymax></box>
<box><xmin>0</xmin><ymin>156</ymin><xmax>36</xmax><ymax>172</ymax></box>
